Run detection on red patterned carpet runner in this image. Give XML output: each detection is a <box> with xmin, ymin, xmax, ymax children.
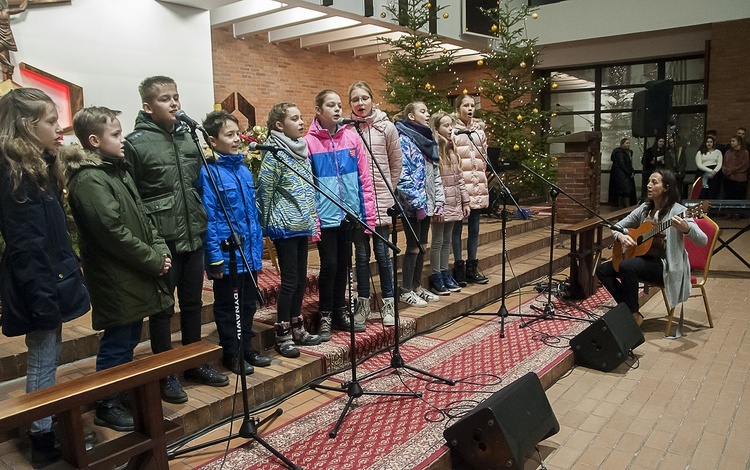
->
<box><xmin>195</xmin><ymin>288</ymin><xmax>615</xmax><ymax>470</ymax></box>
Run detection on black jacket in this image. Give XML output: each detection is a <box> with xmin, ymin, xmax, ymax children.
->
<box><xmin>0</xmin><ymin>155</ymin><xmax>89</xmax><ymax>337</ymax></box>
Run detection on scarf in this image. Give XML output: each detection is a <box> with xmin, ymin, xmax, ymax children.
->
<box><xmin>396</xmin><ymin>120</ymin><xmax>439</xmax><ymax>163</ymax></box>
<box><xmin>266</xmin><ymin>129</ymin><xmax>308</xmax><ymax>161</ymax></box>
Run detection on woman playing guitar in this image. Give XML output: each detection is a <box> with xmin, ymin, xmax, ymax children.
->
<box><xmin>596</xmin><ymin>169</ymin><xmax>708</xmax><ymax>327</ymax></box>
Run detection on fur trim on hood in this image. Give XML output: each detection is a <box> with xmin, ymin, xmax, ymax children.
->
<box><xmin>57</xmin><ymin>146</ymin><xmax>104</xmax><ymax>178</ymax></box>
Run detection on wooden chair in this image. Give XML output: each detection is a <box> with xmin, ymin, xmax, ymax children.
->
<box><xmin>689</xmin><ymin>178</ymin><xmax>702</xmax><ymax>199</ymax></box>
<box><xmin>661</xmin><ymin>216</ymin><xmax>720</xmax><ymax>336</ymax></box>
<box><xmin>264</xmin><ymin>236</ymin><xmax>280</xmax><ymax>275</ymax></box>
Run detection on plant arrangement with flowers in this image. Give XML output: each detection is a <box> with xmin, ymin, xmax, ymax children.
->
<box><xmin>239</xmin><ymin>125</ymin><xmax>268</xmax><ymax>182</ymax></box>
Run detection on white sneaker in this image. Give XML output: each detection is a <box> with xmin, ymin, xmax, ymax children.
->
<box><xmin>415</xmin><ymin>286</ymin><xmax>440</xmax><ymax>302</ymax></box>
<box><xmin>399</xmin><ymin>290</ymin><xmax>427</xmax><ymax>307</ymax></box>
<box><xmin>381</xmin><ymin>297</ymin><xmax>395</xmax><ymax>326</ymax></box>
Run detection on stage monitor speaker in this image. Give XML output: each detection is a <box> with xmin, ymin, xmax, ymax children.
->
<box><xmin>443</xmin><ymin>372</ymin><xmax>559</xmax><ymax>470</ymax></box>
<box><xmin>632</xmin><ymin>80</ymin><xmax>674</xmax><ymax>138</ymax></box>
<box><xmin>569</xmin><ymin>302</ymin><xmax>645</xmax><ymax>372</ymax></box>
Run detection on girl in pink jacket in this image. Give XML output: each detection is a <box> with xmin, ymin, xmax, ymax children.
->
<box><xmin>348</xmin><ymin>81</ymin><xmax>402</xmax><ymax>328</ymax></box>
<box><xmin>451</xmin><ymin>94</ymin><xmax>490</xmax><ymax>285</ymax></box>
<box><xmin>429</xmin><ymin>111</ymin><xmax>470</xmax><ymax>295</ymax></box>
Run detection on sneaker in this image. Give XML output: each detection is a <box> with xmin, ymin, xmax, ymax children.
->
<box><xmin>429</xmin><ymin>273</ymin><xmax>450</xmax><ymax>296</ymax></box>
<box><xmin>415</xmin><ymin>286</ymin><xmax>440</xmax><ymax>302</ymax></box>
<box><xmin>245</xmin><ymin>350</ymin><xmax>272</xmax><ymax>367</ymax></box>
<box><xmin>317</xmin><ymin>312</ymin><xmax>333</xmax><ymax>342</ymax></box>
<box><xmin>222</xmin><ymin>356</ymin><xmax>254</xmax><ymax>375</ymax></box>
<box><xmin>94</xmin><ymin>399</ymin><xmax>134</xmax><ymax>432</ymax></box>
<box><xmin>184</xmin><ymin>364</ymin><xmax>229</xmax><ymax>387</ymax></box>
<box><xmin>442</xmin><ymin>270</ymin><xmax>461</xmax><ymax>292</ymax></box>
<box><xmin>399</xmin><ymin>290</ymin><xmax>427</xmax><ymax>307</ymax></box>
<box><xmin>353</xmin><ymin>297</ymin><xmax>370</xmax><ymax>332</ymax></box>
<box><xmin>291</xmin><ymin>315</ymin><xmax>322</xmax><ymax>346</ymax></box>
<box><xmin>381</xmin><ymin>297</ymin><xmax>395</xmax><ymax>326</ymax></box>
<box><xmin>160</xmin><ymin>374</ymin><xmax>188</xmax><ymax>404</ymax></box>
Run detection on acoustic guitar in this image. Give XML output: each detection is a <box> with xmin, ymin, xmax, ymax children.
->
<box><xmin>611</xmin><ymin>201</ymin><xmax>709</xmax><ymax>272</ymax></box>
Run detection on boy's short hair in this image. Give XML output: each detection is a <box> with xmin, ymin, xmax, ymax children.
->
<box><xmin>203</xmin><ymin>110</ymin><xmax>239</xmax><ymax>139</ymax></box>
<box><xmin>73</xmin><ymin>106</ymin><xmax>121</xmax><ymax>151</ymax></box>
<box><xmin>138</xmin><ymin>76</ymin><xmax>176</xmax><ymax>103</ymax></box>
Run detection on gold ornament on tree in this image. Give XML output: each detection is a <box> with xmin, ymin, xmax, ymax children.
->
<box><xmin>443</xmin><ymin>12</ymin><xmax>449</xmax><ymax>19</ymax></box>
<box><xmin>519</xmin><ymin>61</ymin><xmax>527</xmax><ymax>68</ymax></box>
<box><xmin>532</xmin><ymin>13</ymin><xmax>538</xmax><ymax>19</ymax></box>
<box><xmin>476</xmin><ymin>59</ymin><xmax>484</xmax><ymax>66</ymax></box>
<box><xmin>513</xmin><ymin>144</ymin><xmax>520</xmax><ymax>151</ymax></box>
<box><xmin>551</xmin><ymin>82</ymin><xmax>558</xmax><ymax>89</ymax></box>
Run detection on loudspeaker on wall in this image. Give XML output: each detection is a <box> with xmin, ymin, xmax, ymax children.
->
<box><xmin>569</xmin><ymin>302</ymin><xmax>645</xmax><ymax>372</ymax></box>
<box><xmin>443</xmin><ymin>372</ymin><xmax>559</xmax><ymax>470</ymax></box>
<box><xmin>631</xmin><ymin>79</ymin><xmax>674</xmax><ymax>138</ymax></box>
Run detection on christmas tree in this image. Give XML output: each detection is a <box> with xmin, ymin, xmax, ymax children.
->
<box><xmin>474</xmin><ymin>2</ymin><xmax>557</xmax><ymax>201</ymax></box>
<box><xmin>379</xmin><ymin>0</ymin><xmax>457</xmax><ymax>114</ymax></box>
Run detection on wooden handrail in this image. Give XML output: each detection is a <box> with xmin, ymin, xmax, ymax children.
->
<box><xmin>0</xmin><ymin>341</ymin><xmax>222</xmax><ymax>470</ymax></box>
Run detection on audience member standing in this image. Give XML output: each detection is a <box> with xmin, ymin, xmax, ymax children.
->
<box><xmin>721</xmin><ymin>136</ymin><xmax>749</xmax><ymax>202</ymax></box>
<box><xmin>664</xmin><ymin>135</ymin><xmax>687</xmax><ymax>198</ymax></box>
<box><xmin>696</xmin><ymin>135</ymin><xmax>723</xmax><ymax>200</ymax></box>
<box><xmin>609</xmin><ymin>138</ymin><xmax>637</xmax><ymax>208</ymax></box>
<box><xmin>642</xmin><ymin>137</ymin><xmax>666</xmax><ymax>199</ymax></box>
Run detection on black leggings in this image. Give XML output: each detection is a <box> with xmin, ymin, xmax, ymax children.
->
<box><xmin>274</xmin><ymin>236</ymin><xmax>309</xmax><ymax>323</ymax></box>
<box><xmin>316</xmin><ymin>225</ymin><xmax>353</xmax><ymax>312</ymax></box>
<box><xmin>596</xmin><ymin>256</ymin><xmax>663</xmax><ymax>313</ymax></box>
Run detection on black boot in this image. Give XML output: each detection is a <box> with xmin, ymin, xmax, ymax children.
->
<box><xmin>29</xmin><ymin>431</ymin><xmax>61</xmax><ymax>468</ymax></box>
<box><xmin>275</xmin><ymin>321</ymin><xmax>300</xmax><ymax>358</ymax></box>
<box><xmin>94</xmin><ymin>395</ymin><xmax>134</xmax><ymax>432</ymax></box>
<box><xmin>466</xmin><ymin>259</ymin><xmax>489</xmax><ymax>284</ymax></box>
<box><xmin>331</xmin><ymin>306</ymin><xmax>352</xmax><ymax>331</ymax></box>
<box><xmin>453</xmin><ymin>260</ymin><xmax>467</xmax><ymax>287</ymax></box>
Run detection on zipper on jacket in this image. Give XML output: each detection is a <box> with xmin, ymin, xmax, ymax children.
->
<box><xmin>172</xmin><ymin>135</ymin><xmax>195</xmax><ymax>251</ymax></box>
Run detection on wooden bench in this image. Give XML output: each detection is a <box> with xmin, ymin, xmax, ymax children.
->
<box><xmin>559</xmin><ymin>206</ymin><xmax>635</xmax><ymax>299</ymax></box>
<box><xmin>0</xmin><ymin>341</ymin><xmax>222</xmax><ymax>470</ymax></box>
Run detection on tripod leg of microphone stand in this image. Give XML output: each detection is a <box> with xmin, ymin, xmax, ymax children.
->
<box><xmin>251</xmin><ymin>433</ymin><xmax>302</xmax><ymax>470</ymax></box>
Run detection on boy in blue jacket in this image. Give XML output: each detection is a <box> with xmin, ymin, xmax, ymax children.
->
<box><xmin>198</xmin><ymin>110</ymin><xmax>270</xmax><ymax>374</ymax></box>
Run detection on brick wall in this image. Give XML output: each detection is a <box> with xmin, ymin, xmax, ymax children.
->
<box><xmin>211</xmin><ymin>26</ymin><xmax>388</xmax><ymax>130</ymax></box>
<box><xmin>706</xmin><ymin>18</ymin><xmax>750</xmax><ymax>140</ymax></box>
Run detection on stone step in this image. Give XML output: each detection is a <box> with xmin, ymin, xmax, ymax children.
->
<box><xmin>0</xmin><ymin>213</ymin><xmax>575</xmax><ymax>452</ymax></box>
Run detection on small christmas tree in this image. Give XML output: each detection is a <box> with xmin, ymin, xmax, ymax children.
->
<box><xmin>379</xmin><ymin>0</ymin><xmax>457</xmax><ymax>114</ymax></box>
<box><xmin>474</xmin><ymin>2</ymin><xmax>557</xmax><ymax>201</ymax></box>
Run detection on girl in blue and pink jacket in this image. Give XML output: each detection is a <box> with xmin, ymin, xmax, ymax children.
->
<box><xmin>304</xmin><ymin>89</ymin><xmax>376</xmax><ymax>340</ymax></box>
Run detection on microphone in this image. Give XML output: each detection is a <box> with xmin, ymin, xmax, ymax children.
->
<box><xmin>248</xmin><ymin>142</ymin><xmax>279</xmax><ymax>152</ymax></box>
<box><xmin>600</xmin><ymin>221</ymin><xmax>628</xmax><ymax>235</ymax></box>
<box><xmin>453</xmin><ymin>129</ymin><xmax>475</xmax><ymax>136</ymax></box>
<box><xmin>175</xmin><ymin>110</ymin><xmax>201</xmax><ymax>130</ymax></box>
<box><xmin>338</xmin><ymin>118</ymin><xmax>366</xmax><ymax>126</ymax></box>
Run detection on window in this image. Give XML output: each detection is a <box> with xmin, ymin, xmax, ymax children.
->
<box><xmin>542</xmin><ymin>56</ymin><xmax>706</xmax><ymax>202</ymax></box>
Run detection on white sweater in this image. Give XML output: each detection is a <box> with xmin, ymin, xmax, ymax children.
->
<box><xmin>695</xmin><ymin>149</ymin><xmax>723</xmax><ymax>173</ymax></box>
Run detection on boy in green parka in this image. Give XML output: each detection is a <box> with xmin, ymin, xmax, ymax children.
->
<box><xmin>62</xmin><ymin>107</ymin><xmax>183</xmax><ymax>432</ymax></box>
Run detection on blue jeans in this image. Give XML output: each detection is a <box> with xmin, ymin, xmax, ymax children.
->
<box><xmin>96</xmin><ymin>320</ymin><xmax>144</xmax><ymax>372</ymax></box>
<box><xmin>452</xmin><ymin>209</ymin><xmax>481</xmax><ymax>261</ymax></box>
<box><xmin>25</xmin><ymin>326</ymin><xmax>62</xmax><ymax>434</ymax></box>
<box><xmin>353</xmin><ymin>225</ymin><xmax>394</xmax><ymax>299</ymax></box>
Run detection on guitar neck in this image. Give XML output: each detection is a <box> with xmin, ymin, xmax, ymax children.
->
<box><xmin>641</xmin><ymin>211</ymin><xmax>688</xmax><ymax>242</ymax></box>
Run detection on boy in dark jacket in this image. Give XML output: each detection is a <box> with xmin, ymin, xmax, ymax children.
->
<box><xmin>124</xmin><ymin>76</ymin><xmax>227</xmax><ymax>404</ymax></box>
<box><xmin>198</xmin><ymin>110</ymin><xmax>269</xmax><ymax>374</ymax></box>
<box><xmin>63</xmin><ymin>106</ymin><xmax>180</xmax><ymax>432</ymax></box>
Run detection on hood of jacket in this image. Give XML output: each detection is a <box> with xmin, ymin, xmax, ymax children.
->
<box><xmin>58</xmin><ymin>146</ymin><xmax>130</xmax><ymax>178</ymax></box>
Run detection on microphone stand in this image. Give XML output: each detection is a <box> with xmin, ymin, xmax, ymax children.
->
<box><xmin>517</xmin><ymin>163</ymin><xmax>598</xmax><ymax>328</ymax></box>
<box><xmin>458</xmin><ymin>138</ymin><xmax>548</xmax><ymax>337</ymax></box>
<box><xmin>167</xmin><ymin>124</ymin><xmax>301</xmax><ymax>470</ymax></box>
<box><xmin>259</xmin><ymin>146</ymin><xmax>420</xmax><ymax>439</ymax></box>
<box><xmin>349</xmin><ymin>122</ymin><xmax>455</xmax><ymax>386</ymax></box>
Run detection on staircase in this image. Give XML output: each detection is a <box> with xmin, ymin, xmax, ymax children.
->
<box><xmin>0</xmin><ymin>208</ymin><xmax>573</xmax><ymax>466</ymax></box>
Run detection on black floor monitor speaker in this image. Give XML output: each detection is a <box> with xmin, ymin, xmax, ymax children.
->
<box><xmin>569</xmin><ymin>302</ymin><xmax>645</xmax><ymax>372</ymax></box>
<box><xmin>443</xmin><ymin>372</ymin><xmax>559</xmax><ymax>470</ymax></box>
